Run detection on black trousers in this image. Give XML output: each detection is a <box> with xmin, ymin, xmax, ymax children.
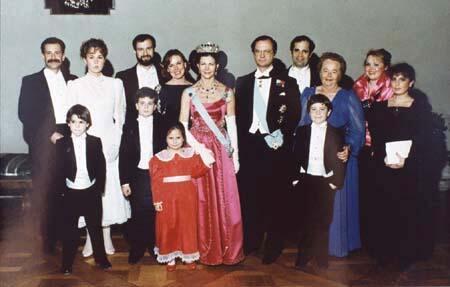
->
<box><xmin>238</xmin><ymin>132</ymin><xmax>291</xmax><ymax>257</ymax></box>
<box><xmin>126</xmin><ymin>169</ymin><xmax>155</xmax><ymax>255</ymax></box>
<box><xmin>295</xmin><ymin>175</ymin><xmax>336</xmax><ymax>266</ymax></box>
<box><xmin>61</xmin><ymin>186</ymin><xmax>108</xmax><ymax>268</ymax></box>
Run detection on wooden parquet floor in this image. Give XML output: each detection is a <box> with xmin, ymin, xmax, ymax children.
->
<box><xmin>0</xmin><ymin>200</ymin><xmax>449</xmax><ymax>287</ymax></box>
<box><xmin>0</xmin><ymin>228</ymin><xmax>449</xmax><ymax>287</ymax></box>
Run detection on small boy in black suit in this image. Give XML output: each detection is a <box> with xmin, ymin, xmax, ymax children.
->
<box><xmin>56</xmin><ymin>104</ymin><xmax>111</xmax><ymax>275</ymax></box>
<box><xmin>291</xmin><ymin>94</ymin><xmax>346</xmax><ymax>270</ymax></box>
<box><xmin>119</xmin><ymin>87</ymin><xmax>165</xmax><ymax>264</ymax></box>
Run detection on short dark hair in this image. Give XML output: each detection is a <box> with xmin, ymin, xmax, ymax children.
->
<box><xmin>289</xmin><ymin>35</ymin><xmax>315</xmax><ymax>53</ymax></box>
<box><xmin>162</xmin><ymin>49</ymin><xmax>190</xmax><ymax>80</ymax></box>
<box><xmin>318</xmin><ymin>52</ymin><xmax>347</xmax><ymax>79</ymax></box>
<box><xmin>66</xmin><ymin>104</ymin><xmax>92</xmax><ymax>126</ymax></box>
<box><xmin>390</xmin><ymin>63</ymin><xmax>416</xmax><ymax>82</ymax></box>
<box><xmin>132</xmin><ymin>34</ymin><xmax>156</xmax><ymax>50</ymax></box>
<box><xmin>41</xmin><ymin>37</ymin><xmax>66</xmax><ymax>54</ymax></box>
<box><xmin>80</xmin><ymin>38</ymin><xmax>108</xmax><ymax>58</ymax></box>
<box><xmin>251</xmin><ymin>35</ymin><xmax>277</xmax><ymax>54</ymax></box>
<box><xmin>135</xmin><ymin>87</ymin><xmax>158</xmax><ymax>104</ymax></box>
<box><xmin>166</xmin><ymin>122</ymin><xmax>187</xmax><ymax>148</ymax></box>
<box><xmin>307</xmin><ymin>94</ymin><xmax>333</xmax><ymax>113</ymax></box>
<box><xmin>365</xmin><ymin>49</ymin><xmax>392</xmax><ymax>68</ymax></box>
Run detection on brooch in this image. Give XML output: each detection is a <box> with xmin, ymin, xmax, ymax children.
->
<box><xmin>275</xmin><ymin>79</ymin><xmax>285</xmax><ymax>88</ymax></box>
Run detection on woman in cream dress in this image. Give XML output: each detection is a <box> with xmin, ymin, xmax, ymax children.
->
<box><xmin>67</xmin><ymin>38</ymin><xmax>130</xmax><ymax>256</ymax></box>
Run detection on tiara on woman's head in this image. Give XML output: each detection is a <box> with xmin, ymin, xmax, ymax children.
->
<box><xmin>195</xmin><ymin>42</ymin><xmax>220</xmax><ymax>53</ymax></box>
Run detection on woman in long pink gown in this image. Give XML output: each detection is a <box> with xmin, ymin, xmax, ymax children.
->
<box><xmin>179</xmin><ymin>43</ymin><xmax>244</xmax><ymax>265</ymax></box>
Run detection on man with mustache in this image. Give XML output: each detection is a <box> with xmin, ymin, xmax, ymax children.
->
<box><xmin>18</xmin><ymin>37</ymin><xmax>77</xmax><ymax>254</ymax></box>
<box><xmin>116</xmin><ymin>34</ymin><xmax>163</xmax><ymax>125</ymax></box>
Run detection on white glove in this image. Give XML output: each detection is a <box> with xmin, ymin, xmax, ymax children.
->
<box><xmin>181</xmin><ymin>121</ymin><xmax>204</xmax><ymax>152</ymax></box>
<box><xmin>225</xmin><ymin>115</ymin><xmax>239</xmax><ymax>173</ymax></box>
<box><xmin>181</xmin><ymin>121</ymin><xmax>215</xmax><ymax>166</ymax></box>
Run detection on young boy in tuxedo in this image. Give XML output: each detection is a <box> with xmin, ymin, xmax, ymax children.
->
<box><xmin>119</xmin><ymin>87</ymin><xmax>165</xmax><ymax>264</ymax></box>
<box><xmin>291</xmin><ymin>94</ymin><xmax>346</xmax><ymax>270</ymax></box>
<box><xmin>56</xmin><ymin>104</ymin><xmax>111</xmax><ymax>275</ymax></box>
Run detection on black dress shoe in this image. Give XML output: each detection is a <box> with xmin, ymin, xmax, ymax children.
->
<box><xmin>295</xmin><ymin>254</ymin><xmax>311</xmax><ymax>268</ymax></box>
<box><xmin>96</xmin><ymin>260</ymin><xmax>112</xmax><ymax>270</ymax></box>
<box><xmin>128</xmin><ymin>252</ymin><xmax>144</xmax><ymax>264</ymax></box>
<box><xmin>147</xmin><ymin>247</ymin><xmax>156</xmax><ymax>257</ymax></box>
<box><xmin>262</xmin><ymin>252</ymin><xmax>281</xmax><ymax>265</ymax></box>
<box><xmin>61</xmin><ymin>267</ymin><xmax>72</xmax><ymax>275</ymax></box>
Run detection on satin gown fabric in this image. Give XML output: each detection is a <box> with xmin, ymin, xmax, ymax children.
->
<box><xmin>67</xmin><ymin>74</ymin><xmax>131</xmax><ymax>226</ymax></box>
<box><xmin>299</xmin><ymin>87</ymin><xmax>365</xmax><ymax>257</ymax></box>
<box><xmin>150</xmin><ymin>148</ymin><xmax>209</xmax><ymax>263</ymax></box>
<box><xmin>189</xmin><ymin>96</ymin><xmax>245</xmax><ymax>265</ymax></box>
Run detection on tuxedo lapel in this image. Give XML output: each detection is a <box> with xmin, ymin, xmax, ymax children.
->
<box><xmin>86</xmin><ymin>136</ymin><xmax>96</xmax><ymax>181</ymax></box>
<box><xmin>324</xmin><ymin>126</ymin><xmax>339</xmax><ymax>173</ymax></box>
<box><xmin>37</xmin><ymin>70</ymin><xmax>54</xmax><ymax>113</ymax></box>
<box><xmin>303</xmin><ymin>125</ymin><xmax>311</xmax><ymax>170</ymax></box>
<box><xmin>247</xmin><ymin>74</ymin><xmax>256</xmax><ymax>123</ymax></box>
<box><xmin>131</xmin><ymin>66</ymin><xmax>139</xmax><ymax>92</ymax></box>
<box><xmin>324</xmin><ymin>126</ymin><xmax>332</xmax><ymax>166</ymax></box>
<box><xmin>266</xmin><ymin>77</ymin><xmax>278</xmax><ymax>128</ymax></box>
<box><xmin>67</xmin><ymin>138</ymin><xmax>77</xmax><ymax>181</ymax></box>
<box><xmin>132</xmin><ymin>119</ymin><xmax>141</xmax><ymax>156</ymax></box>
<box><xmin>152</xmin><ymin>114</ymin><xmax>162</xmax><ymax>153</ymax></box>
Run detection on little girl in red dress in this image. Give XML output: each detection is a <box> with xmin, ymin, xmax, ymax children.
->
<box><xmin>150</xmin><ymin>123</ymin><xmax>212</xmax><ymax>271</ymax></box>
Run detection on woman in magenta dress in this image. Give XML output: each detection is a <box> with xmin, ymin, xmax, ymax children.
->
<box><xmin>179</xmin><ymin>42</ymin><xmax>244</xmax><ymax>265</ymax></box>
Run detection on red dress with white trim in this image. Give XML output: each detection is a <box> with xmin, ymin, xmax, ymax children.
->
<box><xmin>150</xmin><ymin>148</ymin><xmax>209</xmax><ymax>263</ymax></box>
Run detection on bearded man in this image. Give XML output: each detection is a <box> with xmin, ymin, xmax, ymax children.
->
<box><xmin>116</xmin><ymin>34</ymin><xmax>162</xmax><ymax>124</ymax></box>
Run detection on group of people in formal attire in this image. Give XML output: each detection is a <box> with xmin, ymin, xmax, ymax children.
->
<box><xmin>18</xmin><ymin>33</ymin><xmax>439</xmax><ymax>275</ymax></box>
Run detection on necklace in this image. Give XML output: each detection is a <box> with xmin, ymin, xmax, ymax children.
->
<box><xmin>198</xmin><ymin>80</ymin><xmax>218</xmax><ymax>99</ymax></box>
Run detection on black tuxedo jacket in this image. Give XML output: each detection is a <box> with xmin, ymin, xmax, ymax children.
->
<box><xmin>292</xmin><ymin>124</ymin><xmax>346</xmax><ymax>189</ymax></box>
<box><xmin>55</xmin><ymin>135</ymin><xmax>106</xmax><ymax>194</ymax></box>
<box><xmin>18</xmin><ymin>69</ymin><xmax>77</xmax><ymax>148</ymax></box>
<box><xmin>235</xmin><ymin>66</ymin><xmax>301</xmax><ymax>151</ymax></box>
<box><xmin>287</xmin><ymin>64</ymin><xmax>321</xmax><ymax>89</ymax></box>
<box><xmin>116</xmin><ymin>65</ymin><xmax>163</xmax><ymax>124</ymax></box>
<box><xmin>118</xmin><ymin>113</ymin><xmax>166</xmax><ymax>185</ymax></box>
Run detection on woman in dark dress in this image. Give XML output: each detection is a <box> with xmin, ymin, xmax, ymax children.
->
<box><xmin>367</xmin><ymin>63</ymin><xmax>433</xmax><ymax>271</ymax></box>
<box><xmin>353</xmin><ymin>49</ymin><xmax>393</xmax><ymax>252</ymax></box>
<box><xmin>158</xmin><ymin>50</ymin><xmax>193</xmax><ymax>127</ymax></box>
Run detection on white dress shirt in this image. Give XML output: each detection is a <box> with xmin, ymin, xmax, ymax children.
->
<box><xmin>289</xmin><ymin>65</ymin><xmax>311</xmax><ymax>94</ymax></box>
<box><xmin>137</xmin><ymin>115</ymin><xmax>154</xmax><ymax>169</ymax></box>
<box><xmin>306</xmin><ymin>122</ymin><xmax>327</xmax><ymax>176</ymax></box>
<box><xmin>137</xmin><ymin>64</ymin><xmax>159</xmax><ymax>89</ymax></box>
<box><xmin>44</xmin><ymin>68</ymin><xmax>68</xmax><ymax>124</ymax></box>
<box><xmin>250</xmin><ymin>65</ymin><xmax>273</xmax><ymax>134</ymax></box>
<box><xmin>66</xmin><ymin>134</ymin><xmax>95</xmax><ymax>189</ymax></box>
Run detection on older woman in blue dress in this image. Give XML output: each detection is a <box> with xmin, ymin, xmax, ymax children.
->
<box><xmin>299</xmin><ymin>52</ymin><xmax>365</xmax><ymax>257</ymax></box>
